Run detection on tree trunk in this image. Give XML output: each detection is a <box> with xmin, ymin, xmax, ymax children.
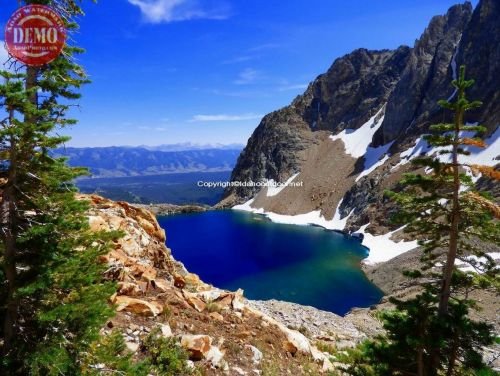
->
<box><xmin>417</xmin><ymin>346</ymin><xmax>425</xmax><ymax>376</ymax></box>
<box><xmin>446</xmin><ymin>332</ymin><xmax>460</xmax><ymax>376</ymax></box>
<box><xmin>439</xmin><ymin>95</ymin><xmax>463</xmax><ymax>315</ymax></box>
<box><xmin>1</xmin><ymin>137</ymin><xmax>18</xmax><ymax>358</ymax></box>
<box><xmin>428</xmin><ymin>88</ymin><xmax>464</xmax><ymax>375</ymax></box>
<box><xmin>1</xmin><ymin>65</ymin><xmax>38</xmax><ymax>360</ymax></box>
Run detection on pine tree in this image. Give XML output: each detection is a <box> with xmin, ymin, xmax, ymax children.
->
<box><xmin>0</xmin><ymin>1</ymin><xmax>121</xmax><ymax>374</ymax></box>
<box><xmin>343</xmin><ymin>66</ymin><xmax>499</xmax><ymax>375</ymax></box>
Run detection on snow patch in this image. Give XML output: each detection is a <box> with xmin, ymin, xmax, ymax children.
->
<box><xmin>456</xmin><ymin>253</ymin><xmax>500</xmax><ymax>274</ymax></box>
<box><xmin>357</xmin><ymin>224</ymin><xmax>419</xmax><ymax>265</ymax></box>
<box><xmin>392</xmin><ymin>126</ymin><xmax>500</xmax><ymax>172</ymax></box>
<box><xmin>356</xmin><ymin>141</ymin><xmax>394</xmax><ymax>182</ymax></box>
<box><xmin>233</xmin><ymin>198</ymin><xmax>353</xmax><ymax>231</ymax></box>
<box><xmin>330</xmin><ymin>107</ymin><xmax>385</xmax><ymax>158</ymax></box>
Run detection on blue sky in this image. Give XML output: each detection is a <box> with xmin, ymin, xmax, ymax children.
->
<box><xmin>0</xmin><ymin>0</ymin><xmax>478</xmax><ymax>147</ymax></box>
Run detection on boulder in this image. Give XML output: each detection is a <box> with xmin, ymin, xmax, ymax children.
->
<box><xmin>125</xmin><ymin>341</ymin><xmax>139</xmax><ymax>353</ymax></box>
<box><xmin>206</xmin><ymin>345</ymin><xmax>226</xmax><ymax>369</ymax></box>
<box><xmin>186</xmin><ymin>296</ymin><xmax>206</xmax><ymax>312</ymax></box>
<box><xmin>209</xmin><ymin>312</ymin><xmax>224</xmax><ymax>322</ymax></box>
<box><xmin>180</xmin><ymin>335</ymin><xmax>212</xmax><ymax>361</ymax></box>
<box><xmin>232</xmin><ymin>289</ymin><xmax>245</xmax><ymax>311</ymax></box>
<box><xmin>160</xmin><ymin>323</ymin><xmax>172</xmax><ymax>337</ymax></box>
<box><xmin>117</xmin><ymin>281</ymin><xmax>143</xmax><ymax>296</ymax></box>
<box><xmin>114</xmin><ymin>296</ymin><xmax>163</xmax><ymax>316</ymax></box>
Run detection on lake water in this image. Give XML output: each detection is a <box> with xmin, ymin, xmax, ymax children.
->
<box><xmin>158</xmin><ymin>210</ymin><xmax>383</xmax><ymax>315</ymax></box>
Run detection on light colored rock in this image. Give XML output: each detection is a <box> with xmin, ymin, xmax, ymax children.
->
<box><xmin>199</xmin><ymin>289</ymin><xmax>223</xmax><ymax>301</ymax></box>
<box><xmin>285</xmin><ymin>329</ymin><xmax>311</xmax><ymax>354</ymax></box>
<box><xmin>117</xmin><ymin>281</ymin><xmax>143</xmax><ymax>296</ymax></box>
<box><xmin>180</xmin><ymin>334</ymin><xmax>212</xmax><ymax>361</ymax></box>
<box><xmin>206</xmin><ymin>345</ymin><xmax>226</xmax><ymax>368</ymax></box>
<box><xmin>160</xmin><ymin>323</ymin><xmax>172</xmax><ymax>337</ymax></box>
<box><xmin>184</xmin><ymin>273</ymin><xmax>201</xmax><ymax>286</ymax></box>
<box><xmin>322</xmin><ymin>357</ymin><xmax>335</xmax><ymax>372</ymax></box>
<box><xmin>114</xmin><ymin>296</ymin><xmax>163</xmax><ymax>316</ymax></box>
<box><xmin>245</xmin><ymin>344</ymin><xmax>263</xmax><ymax>364</ymax></box>
<box><xmin>186</xmin><ymin>296</ymin><xmax>207</xmax><ymax>312</ymax></box>
<box><xmin>232</xmin><ymin>289</ymin><xmax>245</xmax><ymax>311</ymax></box>
<box><xmin>89</xmin><ymin>215</ymin><xmax>110</xmax><ymax>232</ymax></box>
<box><xmin>184</xmin><ymin>292</ymin><xmax>207</xmax><ymax>312</ymax></box>
<box><xmin>232</xmin><ymin>367</ymin><xmax>247</xmax><ymax>375</ymax></box>
<box><xmin>209</xmin><ymin>312</ymin><xmax>224</xmax><ymax>322</ymax></box>
<box><xmin>125</xmin><ymin>341</ymin><xmax>139</xmax><ymax>353</ymax></box>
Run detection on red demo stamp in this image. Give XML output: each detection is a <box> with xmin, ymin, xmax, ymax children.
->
<box><xmin>4</xmin><ymin>5</ymin><xmax>67</xmax><ymax>66</ymax></box>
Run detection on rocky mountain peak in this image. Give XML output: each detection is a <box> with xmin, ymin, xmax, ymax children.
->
<box><xmin>374</xmin><ymin>2</ymin><xmax>473</xmax><ymax>146</ymax></box>
<box><xmin>292</xmin><ymin>46</ymin><xmax>410</xmax><ymax>134</ymax></box>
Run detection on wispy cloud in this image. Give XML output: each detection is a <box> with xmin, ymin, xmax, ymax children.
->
<box><xmin>138</xmin><ymin>125</ymin><xmax>168</xmax><ymax>131</ymax></box>
<box><xmin>222</xmin><ymin>55</ymin><xmax>255</xmax><ymax>65</ymax></box>
<box><xmin>190</xmin><ymin>113</ymin><xmax>262</xmax><ymax>122</ymax></box>
<box><xmin>233</xmin><ymin>68</ymin><xmax>261</xmax><ymax>85</ymax></box>
<box><xmin>277</xmin><ymin>83</ymin><xmax>308</xmax><ymax>91</ymax></box>
<box><xmin>128</xmin><ymin>0</ymin><xmax>230</xmax><ymax>24</ymax></box>
<box><xmin>248</xmin><ymin>43</ymin><xmax>280</xmax><ymax>52</ymax></box>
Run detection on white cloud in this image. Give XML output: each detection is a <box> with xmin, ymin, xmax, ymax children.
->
<box><xmin>248</xmin><ymin>43</ymin><xmax>280</xmax><ymax>52</ymax></box>
<box><xmin>138</xmin><ymin>125</ymin><xmax>167</xmax><ymax>131</ymax></box>
<box><xmin>222</xmin><ymin>55</ymin><xmax>255</xmax><ymax>65</ymax></box>
<box><xmin>190</xmin><ymin>113</ymin><xmax>262</xmax><ymax>122</ymax></box>
<box><xmin>277</xmin><ymin>83</ymin><xmax>308</xmax><ymax>91</ymax></box>
<box><xmin>234</xmin><ymin>68</ymin><xmax>261</xmax><ymax>85</ymax></box>
<box><xmin>128</xmin><ymin>0</ymin><xmax>230</xmax><ymax>23</ymax></box>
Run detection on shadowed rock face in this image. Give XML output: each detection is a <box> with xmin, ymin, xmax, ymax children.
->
<box><xmin>222</xmin><ymin>107</ymin><xmax>315</xmax><ymax>203</ymax></box>
<box><xmin>456</xmin><ymin>0</ymin><xmax>500</xmax><ymax>134</ymax></box>
<box><xmin>375</xmin><ymin>2</ymin><xmax>473</xmax><ymax>145</ymax></box>
<box><xmin>293</xmin><ymin>47</ymin><xmax>411</xmax><ymax>133</ymax></box>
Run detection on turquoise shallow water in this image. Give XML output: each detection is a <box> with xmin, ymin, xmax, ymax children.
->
<box><xmin>158</xmin><ymin>210</ymin><xmax>383</xmax><ymax>315</ymax></box>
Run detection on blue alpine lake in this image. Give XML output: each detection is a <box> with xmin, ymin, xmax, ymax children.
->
<box><xmin>158</xmin><ymin>210</ymin><xmax>383</xmax><ymax>315</ymax></box>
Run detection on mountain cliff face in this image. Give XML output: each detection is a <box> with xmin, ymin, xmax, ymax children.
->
<box><xmin>221</xmin><ymin>0</ymin><xmax>499</xmax><ymax>234</ymax></box>
<box><xmin>375</xmin><ymin>2</ymin><xmax>472</xmax><ymax>145</ymax></box>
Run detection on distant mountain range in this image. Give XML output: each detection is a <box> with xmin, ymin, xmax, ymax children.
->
<box><xmin>138</xmin><ymin>143</ymin><xmax>245</xmax><ymax>152</ymax></box>
<box><xmin>54</xmin><ymin>146</ymin><xmax>243</xmax><ymax>178</ymax></box>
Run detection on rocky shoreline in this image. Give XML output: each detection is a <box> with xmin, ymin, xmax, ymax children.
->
<box><xmin>135</xmin><ymin>202</ymin><xmax>208</xmax><ymax>216</ymax></box>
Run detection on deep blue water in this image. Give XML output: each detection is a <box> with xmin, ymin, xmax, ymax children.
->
<box><xmin>158</xmin><ymin>210</ymin><xmax>383</xmax><ymax>315</ymax></box>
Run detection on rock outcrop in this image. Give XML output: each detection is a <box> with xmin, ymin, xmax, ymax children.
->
<box><xmin>83</xmin><ymin>194</ymin><xmax>374</xmax><ymax>374</ymax></box>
